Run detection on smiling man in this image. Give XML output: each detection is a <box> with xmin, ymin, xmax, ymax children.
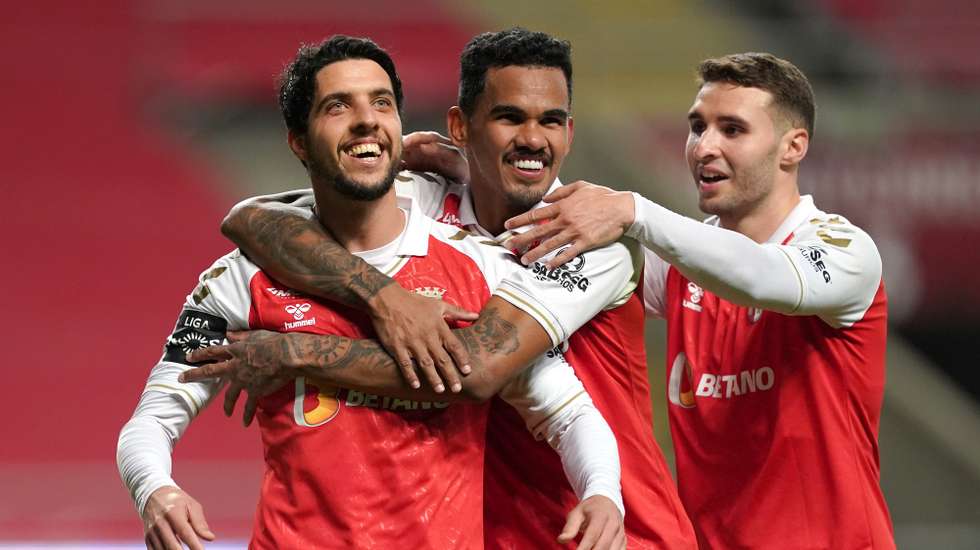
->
<box><xmin>508</xmin><ymin>52</ymin><xmax>895</xmax><ymax>550</ymax></box>
<box><xmin>116</xmin><ymin>35</ymin><xmax>626</xmax><ymax>550</ymax></box>
<box><xmin>208</xmin><ymin>29</ymin><xmax>695</xmax><ymax>549</ymax></box>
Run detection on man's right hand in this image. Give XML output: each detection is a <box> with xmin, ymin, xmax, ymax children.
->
<box><xmin>367</xmin><ymin>283</ymin><xmax>479</xmax><ymax>393</ymax></box>
<box><xmin>401</xmin><ymin>131</ymin><xmax>470</xmax><ymax>183</ymax></box>
<box><xmin>142</xmin><ymin>486</ymin><xmax>215</xmax><ymax>550</ymax></box>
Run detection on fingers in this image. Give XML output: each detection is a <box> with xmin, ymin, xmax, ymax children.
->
<box><xmin>543</xmin><ymin>239</ymin><xmax>584</xmax><ymax>270</ymax></box>
<box><xmin>223</xmin><ymin>382</ymin><xmax>244</xmax><ymax>417</ymax></box>
<box><xmin>578</xmin><ymin>513</ymin><xmax>613</xmax><ymax>550</ymax></box>
<box><xmin>149</xmin><ymin>518</ymin><xmax>183</xmax><ymax>550</ymax></box>
<box><xmin>186</xmin><ymin>500</ymin><xmax>216</xmax><ymax>541</ymax></box>
<box><xmin>505</xmin><ymin>223</ymin><xmax>558</xmax><ymax>256</ymax></box>
<box><xmin>394</xmin><ymin>348</ymin><xmax>422</xmax><ymax>390</ymax></box>
<box><xmin>410</xmin><ymin>343</ymin><xmax>445</xmax><ymax>393</ymax></box>
<box><xmin>504</xmin><ymin>203</ymin><xmax>560</xmax><ymax>231</ymax></box>
<box><xmin>179</xmin><ymin>360</ymin><xmax>234</xmax><ymax>383</ymax></box>
<box><xmin>441</xmin><ymin>303</ymin><xmax>479</xmax><ymax>323</ymax></box>
<box><xmin>557</xmin><ymin>505</ymin><xmax>585</xmax><ymax>544</ymax></box>
<box><xmin>225</xmin><ymin>330</ymin><xmax>248</xmax><ymax>343</ymax></box>
<box><xmin>428</xmin><ymin>333</ymin><xmax>462</xmax><ymax>393</ymax></box>
<box><xmin>185</xmin><ymin>344</ymin><xmax>233</xmax><ymax>364</ymax></box>
<box><xmin>145</xmin><ymin>529</ymin><xmax>163</xmax><ymax>550</ymax></box>
<box><xmin>541</xmin><ymin>181</ymin><xmax>581</xmax><ymax>202</ymax></box>
<box><xmin>521</xmin><ymin>230</ymin><xmax>579</xmax><ymax>266</ymax></box>
<box><xmin>439</xmin><ymin>324</ymin><xmax>472</xmax><ymax>375</ymax></box>
<box><xmin>171</xmin><ymin>513</ymin><xmax>205</xmax><ymax>550</ymax></box>
<box><xmin>243</xmin><ymin>392</ymin><xmax>260</xmax><ymax>427</ymax></box>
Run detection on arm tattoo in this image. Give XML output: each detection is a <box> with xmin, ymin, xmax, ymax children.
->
<box><xmin>240</xmin><ymin>206</ymin><xmax>394</xmax><ymax>308</ymax></box>
<box><xmin>287</xmin><ymin>307</ymin><xmax>521</xmax><ymax>388</ymax></box>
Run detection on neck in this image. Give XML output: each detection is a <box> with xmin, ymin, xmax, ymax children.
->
<box><xmin>470</xmin><ymin>192</ymin><xmax>510</xmax><ymax>236</ymax></box>
<box><xmin>718</xmin><ymin>180</ymin><xmax>801</xmax><ymax>243</ymax></box>
<box><xmin>312</xmin><ymin>182</ymin><xmax>405</xmax><ymax>252</ymax></box>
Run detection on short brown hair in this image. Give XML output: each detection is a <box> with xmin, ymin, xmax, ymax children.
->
<box><xmin>697</xmin><ymin>52</ymin><xmax>815</xmax><ymax>137</ymax></box>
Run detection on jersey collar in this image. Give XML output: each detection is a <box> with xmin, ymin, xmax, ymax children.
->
<box><xmin>460</xmin><ymin>178</ymin><xmax>564</xmax><ymax>241</ymax></box>
<box><xmin>391</xmin><ymin>193</ymin><xmax>431</xmax><ymax>257</ymax></box>
<box><xmin>766</xmin><ymin>194</ymin><xmax>817</xmax><ymax>244</ymax></box>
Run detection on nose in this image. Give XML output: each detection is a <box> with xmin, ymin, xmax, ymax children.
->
<box><xmin>515</xmin><ymin>121</ymin><xmax>546</xmax><ymax>152</ymax></box>
<box><xmin>691</xmin><ymin>127</ymin><xmax>720</xmax><ymax>162</ymax></box>
<box><xmin>351</xmin><ymin>100</ymin><xmax>379</xmax><ymax>132</ymax></box>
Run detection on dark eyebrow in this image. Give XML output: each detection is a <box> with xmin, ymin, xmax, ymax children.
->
<box><xmin>688</xmin><ymin>111</ymin><xmax>749</xmax><ymax>127</ymax></box>
<box><xmin>489</xmin><ymin>105</ymin><xmax>569</xmax><ymax>122</ymax></box>
<box><xmin>489</xmin><ymin>104</ymin><xmax>527</xmax><ymax>118</ymax></box>
<box><xmin>315</xmin><ymin>92</ymin><xmax>351</xmax><ymax>113</ymax></box>
<box><xmin>541</xmin><ymin>109</ymin><xmax>569</xmax><ymax>121</ymax></box>
<box><xmin>315</xmin><ymin>88</ymin><xmax>394</xmax><ymax>113</ymax></box>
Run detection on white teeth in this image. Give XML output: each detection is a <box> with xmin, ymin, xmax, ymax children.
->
<box><xmin>347</xmin><ymin>143</ymin><xmax>381</xmax><ymax>156</ymax></box>
<box><xmin>513</xmin><ymin>159</ymin><xmax>544</xmax><ymax>170</ymax></box>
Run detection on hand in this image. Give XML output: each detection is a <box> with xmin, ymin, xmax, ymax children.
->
<box><xmin>368</xmin><ymin>283</ymin><xmax>479</xmax><ymax>393</ymax></box>
<box><xmin>557</xmin><ymin>495</ymin><xmax>626</xmax><ymax>550</ymax></box>
<box><xmin>180</xmin><ymin>330</ymin><xmax>295</xmax><ymax>426</ymax></box>
<box><xmin>401</xmin><ymin>131</ymin><xmax>470</xmax><ymax>184</ymax></box>
<box><xmin>142</xmin><ymin>486</ymin><xmax>215</xmax><ymax>550</ymax></box>
<box><xmin>504</xmin><ymin>181</ymin><xmax>635</xmax><ymax>269</ymax></box>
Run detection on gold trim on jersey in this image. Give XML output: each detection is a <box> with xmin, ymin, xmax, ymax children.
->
<box><xmin>495</xmin><ymin>287</ymin><xmax>561</xmax><ymax>344</ymax></box>
<box><xmin>145</xmin><ymin>383</ymin><xmax>203</xmax><ymax>414</ymax></box>
<box><xmin>531</xmin><ymin>389</ymin><xmax>586</xmax><ymax>433</ymax></box>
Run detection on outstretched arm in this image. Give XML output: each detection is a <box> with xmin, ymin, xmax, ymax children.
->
<box><xmin>505</xmin><ymin>182</ymin><xmax>881</xmax><ymax>323</ymax></box>
<box><xmin>182</xmin><ymin>297</ymin><xmax>554</xmax><ymax>425</ymax></box>
<box><xmin>221</xmin><ymin>190</ymin><xmax>478</xmax><ymax>390</ymax></box>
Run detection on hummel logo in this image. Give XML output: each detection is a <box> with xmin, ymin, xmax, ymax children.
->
<box><xmin>285</xmin><ymin>303</ymin><xmax>312</xmax><ymax>320</ymax></box>
<box><xmin>683</xmin><ymin>282</ymin><xmax>704</xmax><ymax>312</ymax></box>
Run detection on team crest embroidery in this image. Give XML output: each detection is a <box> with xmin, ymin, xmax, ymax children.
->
<box><xmin>413</xmin><ymin>286</ymin><xmax>447</xmax><ymax>299</ymax></box>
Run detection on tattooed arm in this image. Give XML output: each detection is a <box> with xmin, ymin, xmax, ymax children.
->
<box><xmin>221</xmin><ymin>191</ymin><xmax>478</xmax><ymax>389</ymax></box>
<box><xmin>182</xmin><ymin>297</ymin><xmax>552</xmax><ymax>422</ymax></box>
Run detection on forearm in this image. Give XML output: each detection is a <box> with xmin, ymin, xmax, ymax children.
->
<box><xmin>221</xmin><ymin>199</ymin><xmax>394</xmax><ymax>309</ymax></box>
<box><xmin>551</xmin><ymin>402</ymin><xmax>624</xmax><ymax>515</ymax></box>
<box><xmin>289</xmin><ymin>299</ymin><xmax>550</xmax><ymax>401</ymax></box>
<box><xmin>627</xmin><ymin>193</ymin><xmax>802</xmax><ymax>312</ymax></box>
<box><xmin>117</xmin><ymin>392</ymin><xmax>193</xmax><ymax>515</ymax></box>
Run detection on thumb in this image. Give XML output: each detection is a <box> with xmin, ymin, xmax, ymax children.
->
<box><xmin>542</xmin><ymin>183</ymin><xmax>576</xmax><ymax>203</ymax></box>
<box><xmin>557</xmin><ymin>505</ymin><xmax>585</xmax><ymax>543</ymax></box>
<box><xmin>443</xmin><ymin>303</ymin><xmax>479</xmax><ymax>322</ymax></box>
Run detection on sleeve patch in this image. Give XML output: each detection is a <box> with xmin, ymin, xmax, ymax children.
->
<box><xmin>163</xmin><ymin>310</ymin><xmax>228</xmax><ymax>365</ymax></box>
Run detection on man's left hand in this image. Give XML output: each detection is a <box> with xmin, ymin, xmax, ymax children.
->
<box><xmin>180</xmin><ymin>330</ymin><xmax>295</xmax><ymax>427</ymax></box>
<box><xmin>504</xmin><ymin>181</ymin><xmax>635</xmax><ymax>269</ymax></box>
<box><xmin>557</xmin><ymin>495</ymin><xmax>626</xmax><ymax>550</ymax></box>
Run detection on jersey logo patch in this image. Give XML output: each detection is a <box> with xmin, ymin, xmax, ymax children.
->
<box><xmin>682</xmin><ymin>282</ymin><xmax>704</xmax><ymax>312</ymax></box>
<box><xmin>163</xmin><ymin>309</ymin><xmax>228</xmax><ymax>364</ymax></box>
<box><xmin>527</xmin><ymin>252</ymin><xmax>590</xmax><ymax>293</ymax></box>
<box><xmin>285</xmin><ymin>303</ymin><xmax>312</xmax><ymax>320</ymax></box>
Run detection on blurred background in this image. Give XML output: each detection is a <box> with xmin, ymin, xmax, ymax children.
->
<box><xmin>2</xmin><ymin>0</ymin><xmax>977</xmax><ymax>548</ymax></box>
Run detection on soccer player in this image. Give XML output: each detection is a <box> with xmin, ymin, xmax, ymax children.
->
<box><xmin>206</xmin><ymin>28</ymin><xmax>696</xmax><ymax>549</ymax></box>
<box><xmin>116</xmin><ymin>35</ymin><xmax>626</xmax><ymax>550</ymax></box>
<box><xmin>507</xmin><ymin>52</ymin><xmax>896</xmax><ymax>549</ymax></box>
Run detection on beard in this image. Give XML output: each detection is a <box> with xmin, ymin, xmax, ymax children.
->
<box><xmin>308</xmin><ymin>147</ymin><xmax>402</xmax><ymax>202</ymax></box>
<box><xmin>503</xmin><ymin>184</ymin><xmax>549</xmax><ymax>213</ymax></box>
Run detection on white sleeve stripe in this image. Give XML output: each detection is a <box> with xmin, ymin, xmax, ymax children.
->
<box><xmin>494</xmin><ymin>284</ymin><xmax>565</xmax><ymax>345</ymax></box>
<box><xmin>775</xmin><ymin>246</ymin><xmax>807</xmax><ymax>313</ymax></box>
<box><xmin>530</xmin><ymin>389</ymin><xmax>587</xmax><ymax>433</ymax></box>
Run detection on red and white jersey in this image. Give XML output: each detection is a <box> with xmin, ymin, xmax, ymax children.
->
<box><xmin>400</xmin><ymin>172</ymin><xmax>697</xmax><ymax>549</ymax></box>
<box><xmin>141</xmin><ymin>195</ymin><xmax>610</xmax><ymax>549</ymax></box>
<box><xmin>639</xmin><ymin>195</ymin><xmax>894</xmax><ymax>549</ymax></box>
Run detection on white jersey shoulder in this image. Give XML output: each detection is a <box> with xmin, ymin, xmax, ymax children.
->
<box><xmin>426</xmin><ymin>218</ymin><xmax>523</xmax><ymax>290</ymax></box>
<box><xmin>394</xmin><ymin>170</ymin><xmax>463</xmax><ymax>221</ymax></box>
<box><xmin>143</xmin><ymin>249</ymin><xmax>260</xmax><ymax>413</ymax></box>
<box><xmin>780</xmin><ymin>208</ymin><xmax>882</xmax><ymax>327</ymax></box>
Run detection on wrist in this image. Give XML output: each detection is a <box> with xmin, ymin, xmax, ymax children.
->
<box><xmin>365</xmin><ymin>280</ymin><xmax>402</xmax><ymax>319</ymax></box>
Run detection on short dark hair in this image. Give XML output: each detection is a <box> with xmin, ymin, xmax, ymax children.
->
<box><xmin>697</xmin><ymin>52</ymin><xmax>815</xmax><ymax>137</ymax></box>
<box><xmin>458</xmin><ymin>27</ymin><xmax>573</xmax><ymax>115</ymax></box>
<box><xmin>279</xmin><ymin>35</ymin><xmax>404</xmax><ymax>135</ymax></box>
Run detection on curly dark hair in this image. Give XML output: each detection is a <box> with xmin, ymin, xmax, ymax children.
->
<box><xmin>697</xmin><ymin>52</ymin><xmax>816</xmax><ymax>137</ymax></box>
<box><xmin>278</xmin><ymin>35</ymin><xmax>404</xmax><ymax>136</ymax></box>
<box><xmin>458</xmin><ymin>27</ymin><xmax>572</xmax><ymax>115</ymax></box>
